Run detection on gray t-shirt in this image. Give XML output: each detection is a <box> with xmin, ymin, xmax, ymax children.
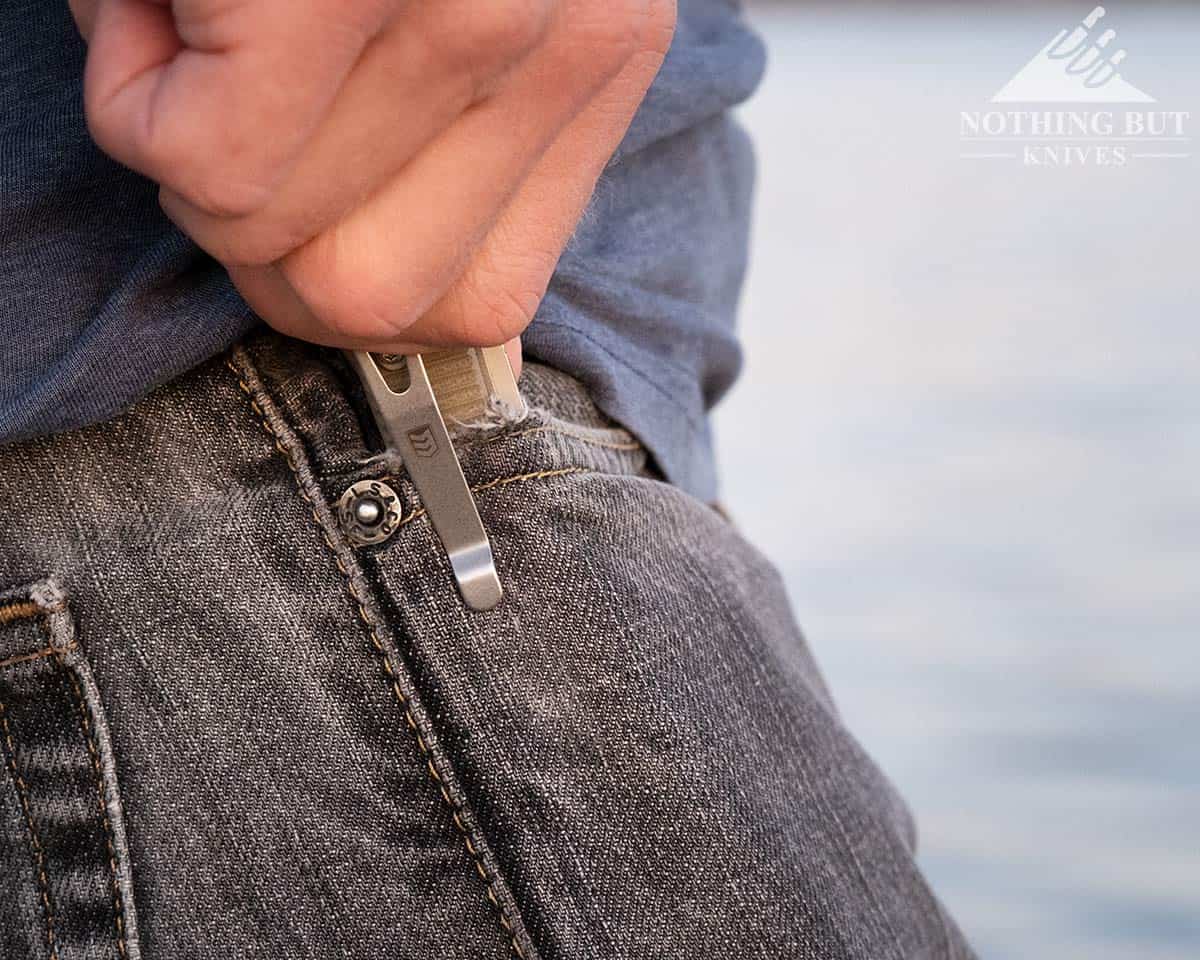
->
<box><xmin>0</xmin><ymin>0</ymin><xmax>764</xmax><ymax>501</ymax></box>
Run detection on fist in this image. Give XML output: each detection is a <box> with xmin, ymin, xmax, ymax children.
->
<box><xmin>71</xmin><ymin>0</ymin><xmax>675</xmax><ymax>355</ymax></box>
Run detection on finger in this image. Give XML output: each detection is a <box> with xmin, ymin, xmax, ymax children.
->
<box><xmin>160</xmin><ymin>0</ymin><xmax>555</xmax><ymax>266</ymax></box>
<box><xmin>269</xmin><ymin>0</ymin><xmax>653</xmax><ymax>347</ymax></box>
<box><xmin>384</xmin><ymin>0</ymin><xmax>676</xmax><ymax>349</ymax></box>
<box><xmin>226</xmin><ymin>262</ymin><xmax>522</xmax><ymax>375</ymax></box>
<box><xmin>84</xmin><ymin>0</ymin><xmax>399</xmax><ymax>218</ymax></box>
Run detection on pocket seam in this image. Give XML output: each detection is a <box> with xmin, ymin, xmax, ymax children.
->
<box><xmin>0</xmin><ymin>634</ymin><xmax>63</xmax><ymax>960</ymax></box>
<box><xmin>0</xmin><ymin>640</ymin><xmax>78</xmax><ymax>671</ymax></box>
<box><xmin>0</xmin><ymin>601</ymin><xmax>43</xmax><ymax>626</ymax></box>
<box><xmin>383</xmin><ymin>466</ymin><xmax>593</xmax><ymax>533</ymax></box>
<box><xmin>227</xmin><ymin>348</ymin><xmax>538</xmax><ymax>960</ymax></box>
<box><xmin>59</xmin><ymin>651</ymin><xmax>132</xmax><ymax>960</ymax></box>
<box><xmin>480</xmin><ymin>422</ymin><xmax>642</xmax><ymax>454</ymax></box>
<box><xmin>1</xmin><ymin>582</ymin><xmax>136</xmax><ymax>960</ymax></box>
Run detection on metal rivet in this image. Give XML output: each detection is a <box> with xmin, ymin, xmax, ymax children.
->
<box><xmin>338</xmin><ymin>480</ymin><xmax>403</xmax><ymax>546</ymax></box>
<box><xmin>354</xmin><ymin>498</ymin><xmax>383</xmax><ymax>527</ymax></box>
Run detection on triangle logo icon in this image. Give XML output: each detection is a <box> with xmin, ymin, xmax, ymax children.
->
<box><xmin>993</xmin><ymin>6</ymin><xmax>1156</xmax><ymax>103</ymax></box>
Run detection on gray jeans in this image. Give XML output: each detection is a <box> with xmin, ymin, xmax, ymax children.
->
<box><xmin>0</xmin><ymin>331</ymin><xmax>974</xmax><ymax>959</ymax></box>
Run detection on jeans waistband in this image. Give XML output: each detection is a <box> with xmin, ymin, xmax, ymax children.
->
<box><xmin>231</xmin><ymin>330</ymin><xmax>649</xmax><ymax>501</ymax></box>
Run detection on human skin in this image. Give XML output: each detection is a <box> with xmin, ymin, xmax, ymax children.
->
<box><xmin>68</xmin><ymin>0</ymin><xmax>676</xmax><ymax>369</ymax></box>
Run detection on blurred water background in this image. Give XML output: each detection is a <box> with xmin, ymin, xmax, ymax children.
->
<box><xmin>716</xmin><ymin>4</ymin><xmax>1199</xmax><ymax>958</ymax></box>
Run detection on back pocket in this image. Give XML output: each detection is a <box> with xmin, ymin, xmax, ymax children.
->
<box><xmin>0</xmin><ymin>579</ymin><xmax>139</xmax><ymax>960</ymax></box>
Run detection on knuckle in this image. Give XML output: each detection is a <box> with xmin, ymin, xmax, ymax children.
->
<box><xmin>170</xmin><ymin>166</ymin><xmax>277</xmax><ymax>220</ymax></box>
<box><xmin>282</xmin><ymin>237</ymin><xmax>421</xmax><ymax>343</ymax></box>
<box><xmin>161</xmin><ymin>189</ymin><xmax>311</xmax><ymax>266</ymax></box>
<box><xmin>326</xmin><ymin>0</ymin><xmax>397</xmax><ymax>36</ymax></box>
<box><xmin>299</xmin><ymin>284</ymin><xmax>395</xmax><ymax>345</ymax></box>
<box><xmin>447</xmin><ymin>274</ymin><xmax>540</xmax><ymax>346</ymax></box>
<box><xmin>574</xmin><ymin>0</ymin><xmax>676</xmax><ymax>74</ymax></box>
<box><xmin>236</xmin><ymin>228</ymin><xmax>305</xmax><ymax>267</ymax></box>
<box><xmin>448</xmin><ymin>0</ymin><xmax>553</xmax><ymax>74</ymax></box>
<box><xmin>82</xmin><ymin>72</ymin><xmax>280</xmax><ymax>220</ymax></box>
<box><xmin>560</xmin><ymin>0</ymin><xmax>643</xmax><ymax>84</ymax></box>
<box><xmin>151</xmin><ymin>117</ymin><xmax>283</xmax><ymax>220</ymax></box>
<box><xmin>209</xmin><ymin>226</ymin><xmax>306</xmax><ymax>268</ymax></box>
<box><xmin>220</xmin><ymin>211</ymin><xmax>318</xmax><ymax>266</ymax></box>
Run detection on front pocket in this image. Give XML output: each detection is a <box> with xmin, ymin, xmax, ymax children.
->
<box><xmin>0</xmin><ymin>579</ymin><xmax>140</xmax><ymax>960</ymax></box>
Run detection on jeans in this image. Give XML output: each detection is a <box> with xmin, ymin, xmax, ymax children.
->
<box><xmin>0</xmin><ymin>330</ymin><xmax>975</xmax><ymax>959</ymax></box>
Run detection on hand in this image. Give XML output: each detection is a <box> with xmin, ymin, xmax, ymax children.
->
<box><xmin>70</xmin><ymin>0</ymin><xmax>675</xmax><ymax>364</ymax></box>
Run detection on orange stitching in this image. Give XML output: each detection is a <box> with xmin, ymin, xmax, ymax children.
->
<box><xmin>469</xmin><ymin>467</ymin><xmax>588</xmax><ymax>496</ymax></box>
<box><xmin>58</xmin><ymin>654</ymin><xmax>130</xmax><ymax>959</ymax></box>
<box><xmin>0</xmin><ymin>601</ymin><xmax>41</xmax><ymax>626</ymax></box>
<box><xmin>387</xmin><ymin>467</ymin><xmax>590</xmax><ymax>532</ymax></box>
<box><xmin>0</xmin><ymin>641</ymin><xmax>77</xmax><ymax>671</ymax></box>
<box><xmin>0</xmin><ymin>697</ymin><xmax>60</xmax><ymax>960</ymax></box>
<box><xmin>226</xmin><ymin>356</ymin><xmax>529</xmax><ymax>960</ymax></box>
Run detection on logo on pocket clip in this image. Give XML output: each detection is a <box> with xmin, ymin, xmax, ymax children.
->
<box><xmin>408</xmin><ymin>426</ymin><xmax>439</xmax><ymax>458</ymax></box>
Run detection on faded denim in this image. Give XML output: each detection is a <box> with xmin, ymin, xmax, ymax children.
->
<box><xmin>0</xmin><ymin>332</ymin><xmax>975</xmax><ymax>959</ymax></box>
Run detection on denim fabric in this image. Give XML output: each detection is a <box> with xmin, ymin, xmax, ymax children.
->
<box><xmin>0</xmin><ymin>0</ymin><xmax>763</xmax><ymax>504</ymax></box>
<box><xmin>0</xmin><ymin>332</ymin><xmax>975</xmax><ymax>959</ymax></box>
<box><xmin>0</xmin><ymin>580</ymin><xmax>139</xmax><ymax>960</ymax></box>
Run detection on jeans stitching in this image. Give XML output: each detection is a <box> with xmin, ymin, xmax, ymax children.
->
<box><xmin>226</xmin><ymin>351</ymin><xmax>534</xmax><ymax>960</ymax></box>
<box><xmin>0</xmin><ymin>689</ymin><xmax>60</xmax><ymax>960</ymax></box>
<box><xmin>382</xmin><ymin>467</ymin><xmax>591</xmax><ymax>531</ymax></box>
<box><xmin>0</xmin><ymin>601</ymin><xmax>43</xmax><ymax>626</ymax></box>
<box><xmin>481</xmin><ymin>424</ymin><xmax>642</xmax><ymax>452</ymax></box>
<box><xmin>0</xmin><ymin>641</ymin><xmax>77</xmax><ymax>671</ymax></box>
<box><xmin>58</xmin><ymin>651</ymin><xmax>130</xmax><ymax>960</ymax></box>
